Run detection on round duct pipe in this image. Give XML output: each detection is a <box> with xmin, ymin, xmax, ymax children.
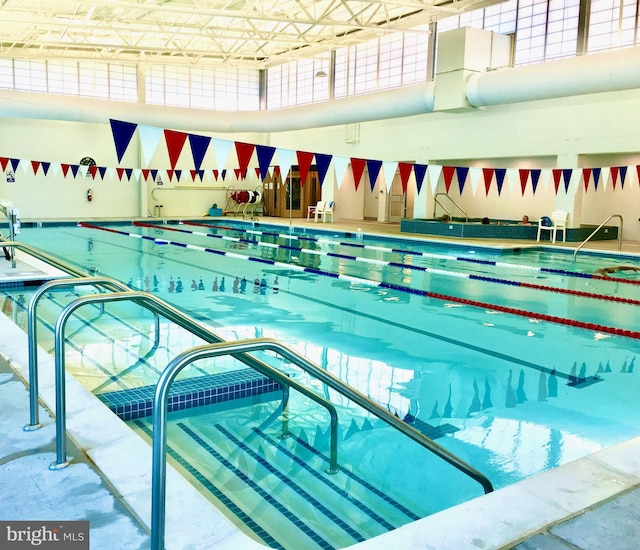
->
<box><xmin>467</xmin><ymin>47</ymin><xmax>640</xmax><ymax>107</ymax></box>
<box><xmin>0</xmin><ymin>82</ymin><xmax>435</xmax><ymax>133</ymax></box>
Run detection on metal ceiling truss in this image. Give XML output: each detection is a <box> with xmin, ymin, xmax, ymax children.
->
<box><xmin>0</xmin><ymin>0</ymin><xmax>503</xmax><ymax>68</ymax></box>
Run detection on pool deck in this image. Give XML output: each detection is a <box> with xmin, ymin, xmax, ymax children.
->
<box><xmin>2</xmin><ymin>218</ymin><xmax>640</xmax><ymax>549</ymax></box>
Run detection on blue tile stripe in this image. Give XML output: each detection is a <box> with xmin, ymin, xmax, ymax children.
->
<box><xmin>98</xmin><ymin>369</ymin><xmax>281</xmax><ymax>421</ymax></box>
<box><xmin>251</xmin><ymin>426</ymin><xmax>398</xmax><ymax>530</ymax></box>
<box><xmin>213</xmin><ymin>423</ymin><xmax>367</xmax><ymax>543</ymax></box>
<box><xmin>177</xmin><ymin>422</ymin><xmax>337</xmax><ymax>549</ymax></box>
<box><xmin>133</xmin><ymin>420</ymin><xmax>283</xmax><ymax>549</ymax></box>
<box><xmin>277</xmin><ymin>428</ymin><xmax>421</xmax><ymax>522</ymax></box>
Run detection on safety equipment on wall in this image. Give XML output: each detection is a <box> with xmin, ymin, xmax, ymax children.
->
<box><xmin>87</xmin><ymin>189</ymin><xmax>93</xmax><ymax>202</ymax></box>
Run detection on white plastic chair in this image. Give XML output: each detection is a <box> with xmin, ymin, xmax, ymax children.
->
<box><xmin>537</xmin><ymin>210</ymin><xmax>568</xmax><ymax>243</ymax></box>
<box><xmin>307</xmin><ymin>200</ymin><xmax>324</xmax><ymax>220</ymax></box>
<box><xmin>314</xmin><ymin>201</ymin><xmax>334</xmax><ymax>223</ymax></box>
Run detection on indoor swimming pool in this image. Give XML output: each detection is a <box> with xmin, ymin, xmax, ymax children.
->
<box><xmin>5</xmin><ymin>219</ymin><xmax>640</xmax><ymax>549</ymax></box>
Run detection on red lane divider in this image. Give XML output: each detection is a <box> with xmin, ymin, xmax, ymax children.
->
<box><xmin>427</xmin><ymin>292</ymin><xmax>640</xmax><ymax>340</ymax></box>
<box><xmin>518</xmin><ymin>281</ymin><xmax>640</xmax><ymax>306</ymax></box>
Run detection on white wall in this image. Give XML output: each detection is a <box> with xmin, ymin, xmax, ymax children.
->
<box><xmin>2</xmin><ymin>86</ymin><xmax>640</xmax><ymax>238</ymax></box>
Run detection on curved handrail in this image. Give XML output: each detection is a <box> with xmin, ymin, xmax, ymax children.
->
<box><xmin>433</xmin><ymin>193</ymin><xmax>469</xmax><ymax>222</ymax></box>
<box><xmin>25</xmin><ymin>276</ymin><xmax>159</xmax><ymax>430</ymax></box>
<box><xmin>150</xmin><ymin>339</ymin><xmax>494</xmax><ymax>550</ymax></box>
<box><xmin>573</xmin><ymin>214</ymin><xmax>623</xmax><ymax>261</ymax></box>
<box><xmin>50</xmin><ymin>292</ymin><xmax>339</xmax><ymax>473</ymax></box>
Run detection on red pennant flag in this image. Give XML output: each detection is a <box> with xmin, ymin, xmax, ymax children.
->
<box><xmin>142</xmin><ymin>169</ymin><xmax>151</xmax><ymax>181</ymax></box>
<box><xmin>351</xmin><ymin>158</ymin><xmax>367</xmax><ymax>191</ymax></box>
<box><xmin>552</xmin><ymin>169</ymin><xmax>562</xmax><ymax>194</ymax></box>
<box><xmin>582</xmin><ymin>168</ymin><xmax>591</xmax><ymax>192</ymax></box>
<box><xmin>60</xmin><ymin>164</ymin><xmax>70</xmax><ymax>177</ymax></box>
<box><xmin>234</xmin><ymin>168</ymin><xmax>241</xmax><ymax>180</ymax></box>
<box><xmin>31</xmin><ymin>160</ymin><xmax>41</xmax><ymax>175</ymax></box>
<box><xmin>442</xmin><ymin>166</ymin><xmax>455</xmax><ymax>193</ymax></box>
<box><xmin>482</xmin><ymin>168</ymin><xmax>494</xmax><ymax>196</ymax></box>
<box><xmin>212</xmin><ymin>169</ymin><xmax>219</xmax><ymax>180</ymax></box>
<box><xmin>398</xmin><ymin>163</ymin><xmax>413</xmax><ymax>195</ymax></box>
<box><xmin>89</xmin><ymin>165</ymin><xmax>98</xmax><ymax>179</ymax></box>
<box><xmin>610</xmin><ymin>166</ymin><xmax>619</xmax><ymax>189</ymax></box>
<box><xmin>274</xmin><ymin>165</ymin><xmax>281</xmax><ymax>177</ymax></box>
<box><xmin>519</xmin><ymin>169</ymin><xmax>530</xmax><ymax>196</ymax></box>
<box><xmin>235</xmin><ymin>142</ymin><xmax>255</xmax><ymax>177</ymax></box>
<box><xmin>255</xmin><ymin>167</ymin><xmax>261</xmax><ymax>177</ymax></box>
<box><xmin>190</xmin><ymin>169</ymin><xmax>197</xmax><ymax>181</ymax></box>
<box><xmin>0</xmin><ymin>157</ymin><xmax>8</xmax><ymax>171</ymax></box>
<box><xmin>296</xmin><ymin>151</ymin><xmax>314</xmax><ymax>187</ymax></box>
<box><xmin>164</xmin><ymin>129</ymin><xmax>189</xmax><ymax>170</ymax></box>
<box><xmin>167</xmin><ymin>169</ymin><xmax>175</xmax><ymax>182</ymax></box>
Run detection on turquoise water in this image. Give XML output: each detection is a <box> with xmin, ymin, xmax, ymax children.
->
<box><xmin>10</xmin><ymin>220</ymin><xmax>640</xmax><ymax>549</ymax></box>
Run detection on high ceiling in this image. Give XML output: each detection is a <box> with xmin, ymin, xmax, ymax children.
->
<box><xmin>0</xmin><ymin>0</ymin><xmax>502</xmax><ymax>68</ymax></box>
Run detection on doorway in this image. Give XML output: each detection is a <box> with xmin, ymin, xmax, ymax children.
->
<box><xmin>263</xmin><ymin>166</ymin><xmax>321</xmax><ymax>218</ymax></box>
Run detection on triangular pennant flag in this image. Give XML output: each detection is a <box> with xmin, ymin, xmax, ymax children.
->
<box><xmin>275</xmin><ymin>148</ymin><xmax>295</xmax><ymax>182</ymax></box>
<box><xmin>188</xmin><ymin>133</ymin><xmax>211</xmax><ymax>172</ymax></box>
<box><xmin>106</xmin><ymin>167</ymin><xmax>116</xmax><ymax>180</ymax></box>
<box><xmin>530</xmin><ymin>169</ymin><xmax>541</xmax><ymax>195</ymax></box>
<box><xmin>98</xmin><ymin>166</ymin><xmax>107</xmax><ymax>179</ymax></box>
<box><xmin>125</xmin><ymin>168</ymin><xmax>134</xmax><ymax>181</ymax></box>
<box><xmin>10</xmin><ymin>158</ymin><xmax>20</xmax><ymax>172</ymax></box>
<box><xmin>255</xmin><ymin>167</ymin><xmax>261</xmax><ymax>178</ymax></box>
<box><xmin>0</xmin><ymin>157</ymin><xmax>8</xmax><ymax>171</ymax></box>
<box><xmin>70</xmin><ymin>164</ymin><xmax>80</xmax><ymax>178</ymax></box>
<box><xmin>519</xmin><ymin>169</ymin><xmax>530</xmax><ymax>196</ymax></box>
<box><xmin>175</xmin><ymin>169</ymin><xmax>182</xmax><ymax>182</ymax></box>
<box><xmin>350</xmin><ymin>157</ymin><xmax>367</xmax><ymax>191</ymax></box>
<box><xmin>61</xmin><ymin>163</ymin><xmax>70</xmax><ymax>177</ymax></box>
<box><xmin>164</xmin><ymin>129</ymin><xmax>189</xmax><ymax>170</ymax></box>
<box><xmin>442</xmin><ymin>166</ymin><xmax>455</xmax><ymax>193</ymax></box>
<box><xmin>138</xmin><ymin>125</ymin><xmax>164</xmax><ymax>167</ymax></box>
<box><xmin>88</xmin><ymin>165</ymin><xmax>98</xmax><ymax>179</ymax></box>
<box><xmin>469</xmin><ymin>167</ymin><xmax>482</xmax><ymax>196</ymax></box>
<box><xmin>592</xmin><ymin>167</ymin><xmax>601</xmax><ymax>191</ymax></box>
<box><xmin>495</xmin><ymin>168</ymin><xmax>507</xmax><ymax>196</ymax></box>
<box><xmin>110</xmin><ymin>119</ymin><xmax>138</xmax><ymax>163</ymax></box>
<box><xmin>117</xmin><ymin>167</ymin><xmax>126</xmax><ymax>181</ymax></box>
<box><xmin>562</xmin><ymin>168</ymin><xmax>573</xmax><ymax>193</ymax></box>
<box><xmin>582</xmin><ymin>168</ymin><xmax>591</xmax><ymax>192</ymax></box>
<box><xmin>333</xmin><ymin>156</ymin><xmax>350</xmax><ymax>190</ymax></box>
<box><xmin>398</xmin><ymin>163</ymin><xmax>413</xmax><ymax>195</ymax></box>
<box><xmin>31</xmin><ymin>160</ymin><xmax>41</xmax><ymax>175</ymax></box>
<box><xmin>296</xmin><ymin>150</ymin><xmax>314</xmax><ymax>187</ymax></box>
<box><xmin>235</xmin><ymin>142</ymin><xmax>255</xmax><ymax>177</ymax></box>
<box><xmin>255</xmin><ymin>144</ymin><xmax>276</xmax><ymax>181</ymax></box>
<box><xmin>619</xmin><ymin>166</ymin><xmax>628</xmax><ymax>188</ymax></box>
<box><xmin>221</xmin><ymin>169</ymin><xmax>227</xmax><ymax>180</ymax></box>
<box><xmin>167</xmin><ymin>169</ymin><xmax>175</xmax><ymax>182</ymax></box>
<box><xmin>315</xmin><ymin>153</ymin><xmax>332</xmax><ymax>186</ymax></box>
<box><xmin>212</xmin><ymin>169</ymin><xmax>219</xmax><ymax>180</ymax></box>
<box><xmin>611</xmin><ymin>166</ymin><xmax>619</xmax><ymax>189</ymax></box>
<box><xmin>455</xmin><ymin>166</ymin><xmax>468</xmax><ymax>194</ymax></box>
<box><xmin>150</xmin><ymin>169</ymin><xmax>158</xmax><ymax>182</ymax></box>
<box><xmin>366</xmin><ymin>159</ymin><xmax>383</xmax><ymax>192</ymax></box>
<box><xmin>190</xmin><ymin>169</ymin><xmax>198</xmax><ymax>181</ymax></box>
<box><xmin>482</xmin><ymin>168</ymin><xmax>494</xmax><ymax>196</ymax></box>
<box><xmin>414</xmin><ymin>163</ymin><xmax>428</xmax><ymax>195</ymax></box>
<box><xmin>141</xmin><ymin>169</ymin><xmax>151</xmax><ymax>181</ymax></box>
<box><xmin>212</xmin><ymin>138</ymin><xmax>233</xmax><ymax>172</ymax></box>
<box><xmin>552</xmin><ymin>169</ymin><xmax>562</xmax><ymax>194</ymax></box>
<box><xmin>427</xmin><ymin>164</ymin><xmax>443</xmax><ymax>194</ymax></box>
<box><xmin>382</xmin><ymin>161</ymin><xmax>398</xmax><ymax>192</ymax></box>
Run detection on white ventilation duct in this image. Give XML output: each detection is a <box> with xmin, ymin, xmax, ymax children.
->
<box><xmin>0</xmin><ymin>82</ymin><xmax>435</xmax><ymax>133</ymax></box>
<box><xmin>466</xmin><ymin>46</ymin><xmax>640</xmax><ymax>107</ymax></box>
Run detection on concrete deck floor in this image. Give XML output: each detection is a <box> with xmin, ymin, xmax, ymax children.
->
<box><xmin>1</xmin><ymin>218</ymin><xmax>640</xmax><ymax>550</ymax></box>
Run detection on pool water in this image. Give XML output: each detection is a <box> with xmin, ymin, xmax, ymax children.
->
<box><xmin>7</xmin><ymin>220</ymin><xmax>640</xmax><ymax>549</ymax></box>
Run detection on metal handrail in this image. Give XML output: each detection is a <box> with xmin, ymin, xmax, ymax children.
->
<box><xmin>150</xmin><ymin>339</ymin><xmax>494</xmax><ymax>550</ymax></box>
<box><xmin>433</xmin><ymin>193</ymin><xmax>469</xmax><ymax>222</ymax></box>
<box><xmin>50</xmin><ymin>292</ymin><xmax>339</xmax><ymax>473</ymax></box>
<box><xmin>573</xmin><ymin>214</ymin><xmax>623</xmax><ymax>261</ymax></box>
<box><xmin>0</xmin><ymin>240</ymin><xmax>88</xmax><ymax>278</ymax></box>
<box><xmin>24</xmin><ymin>276</ymin><xmax>160</xmax><ymax>430</ymax></box>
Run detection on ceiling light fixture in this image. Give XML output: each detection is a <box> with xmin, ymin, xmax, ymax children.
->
<box><xmin>315</xmin><ymin>70</ymin><xmax>327</xmax><ymax>78</ymax></box>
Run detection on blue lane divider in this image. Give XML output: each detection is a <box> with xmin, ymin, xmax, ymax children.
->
<box><xmin>183</xmin><ymin>220</ymin><xmax>630</xmax><ymax>284</ymax></box>
<box><xmin>78</xmin><ymin>222</ymin><xmax>640</xmax><ymax>340</ymax></box>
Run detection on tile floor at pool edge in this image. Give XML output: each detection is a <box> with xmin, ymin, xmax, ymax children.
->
<box><xmin>2</xmin><ymin>219</ymin><xmax>640</xmax><ymax>549</ymax></box>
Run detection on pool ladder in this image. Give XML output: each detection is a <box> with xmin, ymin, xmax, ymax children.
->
<box><xmin>573</xmin><ymin>214</ymin><xmax>623</xmax><ymax>261</ymax></box>
<box><xmin>433</xmin><ymin>193</ymin><xmax>469</xmax><ymax>222</ymax></box>
<box><xmin>10</xmin><ymin>241</ymin><xmax>494</xmax><ymax>549</ymax></box>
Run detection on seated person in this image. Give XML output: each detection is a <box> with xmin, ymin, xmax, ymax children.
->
<box><xmin>441</xmin><ymin>214</ymin><xmax>451</xmax><ymax>222</ymax></box>
<box><xmin>481</xmin><ymin>217</ymin><xmax>490</xmax><ymax>225</ymax></box>
<box><xmin>520</xmin><ymin>215</ymin><xmax>531</xmax><ymax>225</ymax></box>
